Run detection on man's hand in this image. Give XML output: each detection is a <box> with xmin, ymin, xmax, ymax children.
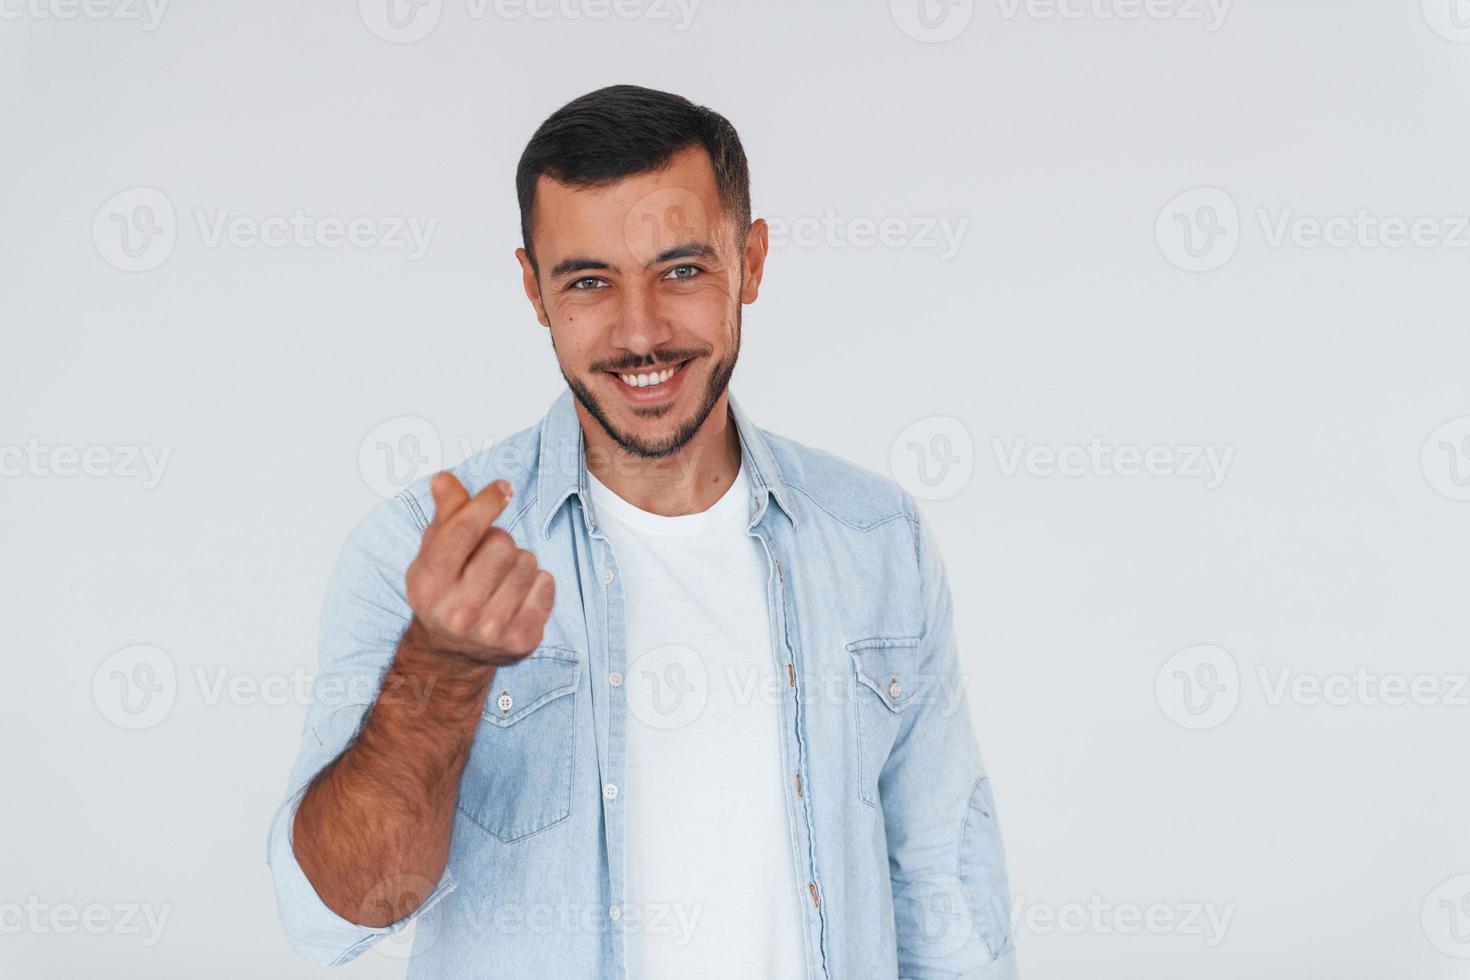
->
<box><xmin>404</xmin><ymin>472</ymin><xmax>556</xmax><ymax>665</ymax></box>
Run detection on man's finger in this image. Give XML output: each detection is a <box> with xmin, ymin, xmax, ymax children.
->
<box><xmin>425</xmin><ymin>479</ymin><xmax>515</xmax><ymax>575</ymax></box>
<box><xmin>478</xmin><ymin>550</ymin><xmax>541</xmax><ymax>637</ymax></box>
<box><xmin>428</xmin><ymin>472</ymin><xmax>473</xmax><ymax>527</ymax></box>
<box><xmin>458</xmin><ymin>528</ymin><xmax>519</xmax><ymax>605</ymax></box>
<box><xmin>506</xmin><ymin>571</ymin><xmax>556</xmax><ymax>647</ymax></box>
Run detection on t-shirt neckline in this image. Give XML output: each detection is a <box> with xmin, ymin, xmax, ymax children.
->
<box><xmin>585</xmin><ymin>458</ymin><xmax>750</xmax><ymax>537</ymax></box>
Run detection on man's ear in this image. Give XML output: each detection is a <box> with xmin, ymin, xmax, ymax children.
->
<box><xmin>516</xmin><ymin>247</ymin><xmax>550</xmax><ymax>327</ymax></box>
<box><xmin>740</xmin><ymin>218</ymin><xmax>770</xmax><ymax>304</ymax></box>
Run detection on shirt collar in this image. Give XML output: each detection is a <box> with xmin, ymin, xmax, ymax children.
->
<box><xmin>535</xmin><ymin>387</ymin><xmax>798</xmax><ymax>539</ymax></box>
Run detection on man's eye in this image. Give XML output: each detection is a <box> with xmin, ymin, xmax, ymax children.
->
<box><xmin>570</xmin><ymin>277</ymin><xmax>606</xmax><ymax>290</ymax></box>
<box><xmin>664</xmin><ymin>264</ymin><xmax>702</xmax><ymax>281</ymax></box>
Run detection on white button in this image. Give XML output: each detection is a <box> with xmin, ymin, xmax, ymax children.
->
<box><xmin>601</xmin><ymin>569</ymin><xmax>615</xmax><ymax>585</ymax></box>
<box><xmin>609</xmin><ymin>672</ymin><xmax>623</xmax><ymax>687</ymax></box>
<box><xmin>497</xmin><ymin>692</ymin><xmax>513</xmax><ymax>713</ymax></box>
<box><xmin>603</xmin><ymin>783</ymin><xmax>619</xmax><ymax>800</ymax></box>
<box><xmin>609</xmin><ymin>905</ymin><xmax>622</xmax><ymax>920</ymax></box>
<box><xmin>889</xmin><ymin>678</ymin><xmax>902</xmax><ymax>699</ymax></box>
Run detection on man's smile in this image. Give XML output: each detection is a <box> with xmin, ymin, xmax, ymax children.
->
<box><xmin>604</xmin><ymin>356</ymin><xmax>695</xmax><ymax>403</ymax></box>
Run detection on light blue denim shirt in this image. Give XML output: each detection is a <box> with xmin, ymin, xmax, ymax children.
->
<box><xmin>267</xmin><ymin>389</ymin><xmax>1019</xmax><ymax>980</ymax></box>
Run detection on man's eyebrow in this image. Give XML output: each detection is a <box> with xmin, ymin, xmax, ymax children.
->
<box><xmin>547</xmin><ymin>241</ymin><xmax>717</xmax><ymax>280</ymax></box>
<box><xmin>549</xmin><ymin>256</ymin><xmax>612</xmax><ymax>279</ymax></box>
<box><xmin>653</xmin><ymin>241</ymin><xmax>717</xmax><ymax>265</ymax></box>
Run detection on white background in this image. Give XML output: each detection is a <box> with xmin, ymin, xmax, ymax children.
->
<box><xmin>3</xmin><ymin>0</ymin><xmax>1469</xmax><ymax>977</ymax></box>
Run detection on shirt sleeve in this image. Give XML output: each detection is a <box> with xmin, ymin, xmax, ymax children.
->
<box><xmin>264</xmin><ymin>492</ymin><xmax>458</xmax><ymax>965</ymax></box>
<box><xmin>885</xmin><ymin>495</ymin><xmax>1020</xmax><ymax>980</ymax></box>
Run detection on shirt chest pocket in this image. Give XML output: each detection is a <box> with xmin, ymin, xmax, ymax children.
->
<box><xmin>848</xmin><ymin>636</ymin><xmax>924</xmax><ymax>808</ymax></box>
<box><xmin>456</xmin><ymin>646</ymin><xmax>580</xmax><ymax>842</ymax></box>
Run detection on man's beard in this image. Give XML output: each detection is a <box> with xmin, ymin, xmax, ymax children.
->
<box><xmin>557</xmin><ymin>302</ymin><xmax>741</xmax><ymax>460</ymax></box>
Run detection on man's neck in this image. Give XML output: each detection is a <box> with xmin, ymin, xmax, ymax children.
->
<box><xmin>576</xmin><ymin>393</ymin><xmax>743</xmax><ymax>518</ymax></box>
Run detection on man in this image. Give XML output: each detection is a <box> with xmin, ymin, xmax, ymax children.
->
<box><xmin>268</xmin><ymin>84</ymin><xmax>1018</xmax><ymax>980</ymax></box>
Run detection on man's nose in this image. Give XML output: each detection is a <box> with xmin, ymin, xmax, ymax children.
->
<box><xmin>607</xmin><ymin>283</ymin><xmax>674</xmax><ymax>359</ymax></box>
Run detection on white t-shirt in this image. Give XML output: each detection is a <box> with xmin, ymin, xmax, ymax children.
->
<box><xmin>586</xmin><ymin>460</ymin><xmax>808</xmax><ymax>980</ymax></box>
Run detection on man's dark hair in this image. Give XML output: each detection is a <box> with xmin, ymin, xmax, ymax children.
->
<box><xmin>515</xmin><ymin>84</ymin><xmax>751</xmax><ymax>273</ymax></box>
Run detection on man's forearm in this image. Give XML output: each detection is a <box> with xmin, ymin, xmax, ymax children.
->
<box><xmin>292</xmin><ymin>618</ymin><xmax>494</xmax><ymax>927</ymax></box>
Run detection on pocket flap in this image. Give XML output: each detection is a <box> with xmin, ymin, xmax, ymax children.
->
<box><xmin>847</xmin><ymin>636</ymin><xmax>924</xmax><ymax>712</ymax></box>
<box><xmin>483</xmin><ymin>646</ymin><xmax>580</xmax><ymax>726</ymax></box>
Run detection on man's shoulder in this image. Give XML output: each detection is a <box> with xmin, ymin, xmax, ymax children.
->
<box><xmin>758</xmin><ymin>426</ymin><xmax>917</xmax><ymax>532</ymax></box>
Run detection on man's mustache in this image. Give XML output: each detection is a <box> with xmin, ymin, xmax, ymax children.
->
<box><xmin>590</xmin><ymin>347</ymin><xmax>709</xmax><ymax>373</ymax></box>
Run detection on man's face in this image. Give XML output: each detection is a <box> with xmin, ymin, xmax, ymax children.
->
<box><xmin>517</xmin><ymin>145</ymin><xmax>767</xmax><ymax>458</ymax></box>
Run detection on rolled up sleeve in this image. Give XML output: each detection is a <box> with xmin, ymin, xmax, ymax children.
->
<box><xmin>265</xmin><ymin>491</ymin><xmax>456</xmax><ymax>965</ymax></box>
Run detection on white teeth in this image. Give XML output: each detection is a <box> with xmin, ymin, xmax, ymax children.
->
<box><xmin>619</xmin><ymin>365</ymin><xmax>678</xmax><ymax>388</ymax></box>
